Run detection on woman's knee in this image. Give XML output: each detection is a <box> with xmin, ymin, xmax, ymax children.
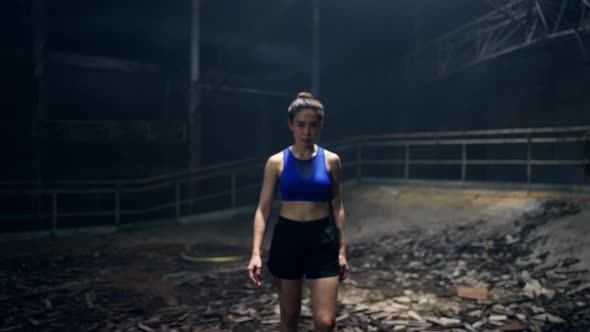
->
<box><xmin>314</xmin><ymin>315</ymin><xmax>336</xmax><ymax>332</ymax></box>
<box><xmin>280</xmin><ymin>307</ymin><xmax>300</xmax><ymax>330</ymax></box>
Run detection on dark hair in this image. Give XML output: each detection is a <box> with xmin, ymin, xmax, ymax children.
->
<box><xmin>287</xmin><ymin>92</ymin><xmax>324</xmax><ymax>122</ymax></box>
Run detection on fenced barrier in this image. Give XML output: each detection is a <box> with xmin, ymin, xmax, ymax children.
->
<box><xmin>1</xmin><ymin>125</ymin><xmax>588</xmax><ymax>235</ymax></box>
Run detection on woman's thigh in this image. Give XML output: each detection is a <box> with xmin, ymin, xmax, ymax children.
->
<box><xmin>274</xmin><ymin>277</ymin><xmax>304</xmax><ymax>316</ymax></box>
<box><xmin>308</xmin><ymin>276</ymin><xmax>339</xmax><ymax>318</ymax></box>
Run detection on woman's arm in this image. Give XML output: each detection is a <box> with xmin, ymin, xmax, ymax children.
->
<box><xmin>248</xmin><ymin>154</ymin><xmax>280</xmax><ymax>286</ymax></box>
<box><xmin>329</xmin><ymin>152</ymin><xmax>349</xmax><ymax>281</ymax></box>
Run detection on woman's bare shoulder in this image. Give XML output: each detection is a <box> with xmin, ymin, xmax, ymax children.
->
<box><xmin>323</xmin><ymin>148</ymin><xmax>341</xmax><ymax>164</ymax></box>
<box><xmin>266</xmin><ymin>150</ymin><xmax>284</xmax><ymax>168</ymax></box>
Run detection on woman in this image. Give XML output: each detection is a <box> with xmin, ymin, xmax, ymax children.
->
<box><xmin>248</xmin><ymin>92</ymin><xmax>349</xmax><ymax>332</ymax></box>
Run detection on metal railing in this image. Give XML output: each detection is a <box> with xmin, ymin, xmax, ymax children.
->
<box><xmin>1</xmin><ymin>125</ymin><xmax>588</xmax><ymax>235</ymax></box>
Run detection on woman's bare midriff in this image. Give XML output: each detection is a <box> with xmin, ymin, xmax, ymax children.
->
<box><xmin>279</xmin><ymin>201</ymin><xmax>330</xmax><ymax>222</ymax></box>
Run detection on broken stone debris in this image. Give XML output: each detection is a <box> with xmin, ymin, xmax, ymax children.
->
<box><xmin>0</xmin><ymin>199</ymin><xmax>588</xmax><ymax>331</ymax></box>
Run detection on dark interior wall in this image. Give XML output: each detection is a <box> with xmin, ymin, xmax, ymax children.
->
<box><xmin>317</xmin><ymin>0</ymin><xmax>493</xmax><ymax>141</ymax></box>
<box><xmin>47</xmin><ymin>67</ymin><xmax>165</xmax><ymax>121</ymax></box>
<box><xmin>46</xmin><ymin>0</ymin><xmax>189</xmax><ymax>65</ymax></box>
<box><xmin>42</xmin><ymin>0</ymin><xmax>190</xmax><ymax>179</ymax></box>
<box><xmin>0</xmin><ymin>0</ymin><xmax>192</xmax><ymax>181</ymax></box>
<box><xmin>402</xmin><ymin>43</ymin><xmax>590</xmax><ymax>133</ymax></box>
<box><xmin>200</xmin><ymin>0</ymin><xmax>312</xmax><ymax>92</ymax></box>
<box><xmin>198</xmin><ymin>0</ymin><xmax>313</xmax><ymax>165</ymax></box>
<box><xmin>0</xmin><ymin>1</ymin><xmax>33</xmax><ymax>180</ymax></box>
<box><xmin>201</xmin><ymin>91</ymin><xmax>294</xmax><ymax>164</ymax></box>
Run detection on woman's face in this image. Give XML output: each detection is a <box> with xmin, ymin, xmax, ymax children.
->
<box><xmin>289</xmin><ymin>109</ymin><xmax>322</xmax><ymax>147</ymax></box>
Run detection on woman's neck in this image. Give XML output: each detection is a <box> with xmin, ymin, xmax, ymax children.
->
<box><xmin>290</xmin><ymin>144</ymin><xmax>317</xmax><ymax>159</ymax></box>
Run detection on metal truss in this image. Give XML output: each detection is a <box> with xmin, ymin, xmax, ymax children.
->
<box><xmin>33</xmin><ymin>119</ymin><xmax>187</xmax><ymax>142</ymax></box>
<box><xmin>407</xmin><ymin>0</ymin><xmax>590</xmax><ymax>83</ymax></box>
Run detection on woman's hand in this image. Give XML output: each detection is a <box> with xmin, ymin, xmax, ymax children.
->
<box><xmin>338</xmin><ymin>253</ymin><xmax>349</xmax><ymax>281</ymax></box>
<box><xmin>248</xmin><ymin>255</ymin><xmax>263</xmax><ymax>287</ymax></box>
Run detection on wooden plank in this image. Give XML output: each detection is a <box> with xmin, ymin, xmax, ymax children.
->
<box><xmin>457</xmin><ymin>285</ymin><xmax>489</xmax><ymax>301</ymax></box>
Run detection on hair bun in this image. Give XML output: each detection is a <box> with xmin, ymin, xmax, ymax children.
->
<box><xmin>296</xmin><ymin>92</ymin><xmax>314</xmax><ymax>99</ymax></box>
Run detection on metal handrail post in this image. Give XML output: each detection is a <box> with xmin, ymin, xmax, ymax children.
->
<box><xmin>175</xmin><ymin>183</ymin><xmax>181</xmax><ymax>218</ymax></box>
<box><xmin>527</xmin><ymin>136</ymin><xmax>532</xmax><ymax>184</ymax></box>
<box><xmin>51</xmin><ymin>192</ymin><xmax>57</xmax><ymax>236</ymax></box>
<box><xmin>115</xmin><ymin>191</ymin><xmax>120</xmax><ymax>225</ymax></box>
<box><xmin>461</xmin><ymin>143</ymin><xmax>467</xmax><ymax>180</ymax></box>
<box><xmin>356</xmin><ymin>143</ymin><xmax>362</xmax><ymax>183</ymax></box>
<box><xmin>404</xmin><ymin>144</ymin><xmax>410</xmax><ymax>179</ymax></box>
<box><xmin>230</xmin><ymin>172</ymin><xmax>237</xmax><ymax>209</ymax></box>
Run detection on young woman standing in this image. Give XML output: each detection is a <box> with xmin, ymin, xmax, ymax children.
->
<box><xmin>248</xmin><ymin>92</ymin><xmax>349</xmax><ymax>332</ymax></box>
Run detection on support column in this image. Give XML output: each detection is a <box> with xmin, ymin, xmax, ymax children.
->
<box><xmin>461</xmin><ymin>143</ymin><xmax>467</xmax><ymax>181</ymax></box>
<box><xmin>33</xmin><ymin>0</ymin><xmax>46</xmax><ymax>128</ymax></box>
<box><xmin>584</xmin><ymin>130</ymin><xmax>589</xmax><ymax>184</ymax></box>
<box><xmin>311</xmin><ymin>0</ymin><xmax>320</xmax><ymax>96</ymax></box>
<box><xmin>163</xmin><ymin>78</ymin><xmax>172</xmax><ymax>173</ymax></box>
<box><xmin>526</xmin><ymin>136</ymin><xmax>532</xmax><ymax>184</ymax></box>
<box><xmin>404</xmin><ymin>144</ymin><xmax>411</xmax><ymax>179</ymax></box>
<box><xmin>188</xmin><ymin>0</ymin><xmax>201</xmax><ymax>213</ymax></box>
<box><xmin>33</xmin><ymin>0</ymin><xmax>46</xmax><ymax>221</ymax></box>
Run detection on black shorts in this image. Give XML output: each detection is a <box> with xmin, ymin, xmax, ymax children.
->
<box><xmin>267</xmin><ymin>216</ymin><xmax>340</xmax><ymax>280</ymax></box>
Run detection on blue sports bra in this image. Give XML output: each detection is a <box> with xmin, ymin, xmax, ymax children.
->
<box><xmin>279</xmin><ymin>146</ymin><xmax>332</xmax><ymax>202</ymax></box>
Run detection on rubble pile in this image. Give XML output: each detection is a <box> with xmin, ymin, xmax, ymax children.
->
<box><xmin>0</xmin><ymin>200</ymin><xmax>588</xmax><ymax>331</ymax></box>
<box><xmin>334</xmin><ymin>200</ymin><xmax>589</xmax><ymax>332</ymax></box>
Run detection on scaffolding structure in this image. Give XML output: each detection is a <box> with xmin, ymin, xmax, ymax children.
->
<box><xmin>407</xmin><ymin>0</ymin><xmax>590</xmax><ymax>82</ymax></box>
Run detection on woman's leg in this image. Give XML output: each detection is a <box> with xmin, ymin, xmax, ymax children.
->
<box><xmin>274</xmin><ymin>277</ymin><xmax>303</xmax><ymax>332</ymax></box>
<box><xmin>308</xmin><ymin>276</ymin><xmax>339</xmax><ymax>332</ymax></box>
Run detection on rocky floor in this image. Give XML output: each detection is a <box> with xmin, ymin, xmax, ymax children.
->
<box><xmin>1</xmin><ymin>185</ymin><xmax>589</xmax><ymax>331</ymax></box>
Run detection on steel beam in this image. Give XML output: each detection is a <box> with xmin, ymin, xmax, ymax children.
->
<box><xmin>33</xmin><ymin>119</ymin><xmax>186</xmax><ymax>141</ymax></box>
<box><xmin>50</xmin><ymin>52</ymin><xmax>162</xmax><ymax>75</ymax></box>
<box><xmin>406</xmin><ymin>0</ymin><xmax>590</xmax><ymax>82</ymax></box>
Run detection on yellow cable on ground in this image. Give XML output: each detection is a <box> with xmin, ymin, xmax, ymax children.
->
<box><xmin>180</xmin><ymin>252</ymin><xmax>243</xmax><ymax>263</ymax></box>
